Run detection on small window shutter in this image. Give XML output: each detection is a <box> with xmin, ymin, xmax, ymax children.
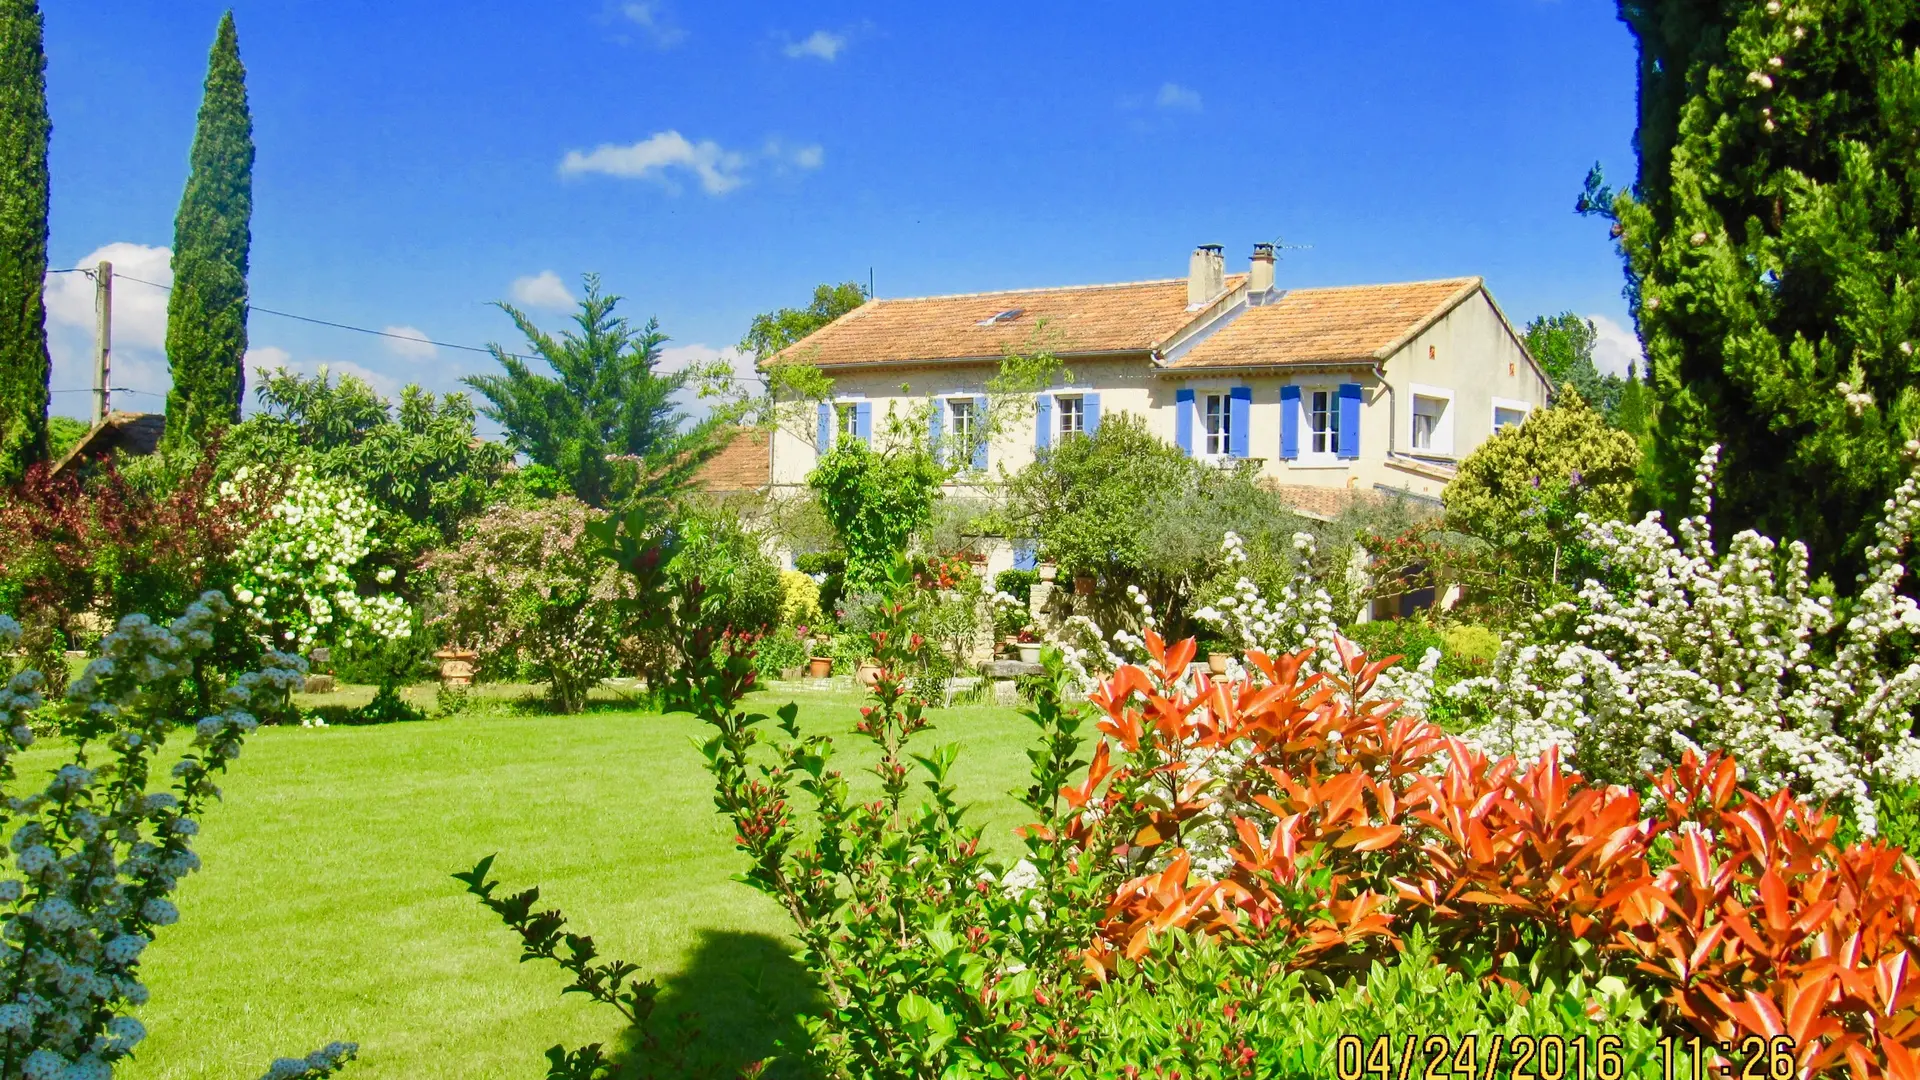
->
<box><xmin>1229</xmin><ymin>386</ymin><xmax>1251</xmax><ymax>459</ymax></box>
<box><xmin>1280</xmin><ymin>386</ymin><xmax>1300</xmax><ymax>459</ymax></box>
<box><xmin>855</xmin><ymin>401</ymin><xmax>872</xmax><ymax>443</ymax></box>
<box><xmin>1175</xmin><ymin>388</ymin><xmax>1195</xmax><ymax>456</ymax></box>
<box><xmin>817</xmin><ymin>403</ymin><xmax>832</xmax><ymax>449</ymax></box>
<box><xmin>1337</xmin><ymin>383</ymin><xmax>1361</xmax><ymax>459</ymax></box>
<box><xmin>928</xmin><ymin>399</ymin><xmax>943</xmax><ymax>462</ymax></box>
<box><xmin>972</xmin><ymin>395</ymin><xmax>989</xmax><ymax>470</ymax></box>
<box><xmin>1035</xmin><ymin>394</ymin><xmax>1052</xmax><ymax>451</ymax></box>
<box><xmin>1084</xmin><ymin>392</ymin><xmax>1101</xmax><ymax>435</ymax></box>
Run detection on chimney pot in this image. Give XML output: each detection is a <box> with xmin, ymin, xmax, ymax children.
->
<box><xmin>1249</xmin><ymin>243</ymin><xmax>1276</xmax><ymax>296</ymax></box>
<box><xmin>1189</xmin><ymin>244</ymin><xmax>1227</xmax><ymax>308</ymax></box>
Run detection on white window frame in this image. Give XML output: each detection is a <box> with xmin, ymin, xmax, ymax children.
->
<box><xmin>833</xmin><ymin>399</ymin><xmax>863</xmax><ymax>445</ymax></box>
<box><xmin>1056</xmin><ymin>394</ymin><xmax>1085</xmax><ymax>440</ymax></box>
<box><xmin>1303</xmin><ymin>386</ymin><xmax>1341</xmax><ymax>461</ymax></box>
<box><xmin>1407</xmin><ymin>383</ymin><xmax>1455</xmax><ymax>457</ymax></box>
<box><xmin>1202</xmin><ymin>392</ymin><xmax>1232</xmax><ymax>457</ymax></box>
<box><xmin>944</xmin><ymin>396</ymin><xmax>979</xmax><ymax>464</ymax></box>
<box><xmin>1491</xmin><ymin>396</ymin><xmax>1534</xmax><ymax>433</ymax></box>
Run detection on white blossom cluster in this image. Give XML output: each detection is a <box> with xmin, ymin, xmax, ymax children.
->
<box><xmin>1192</xmin><ymin>532</ymin><xmax>1339</xmax><ymax>662</ymax></box>
<box><xmin>0</xmin><ymin>595</ymin><xmax>349</xmax><ymax>1077</ymax></box>
<box><xmin>223</xmin><ymin>465</ymin><xmax>412</xmax><ymax>653</ymax></box>
<box><xmin>1452</xmin><ymin>444</ymin><xmax>1920</xmax><ymax>835</ymax></box>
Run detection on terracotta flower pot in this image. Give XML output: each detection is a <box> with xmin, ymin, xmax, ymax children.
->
<box><xmin>433</xmin><ymin>648</ymin><xmax>478</xmax><ymax>688</ymax></box>
<box><xmin>807</xmin><ymin>656</ymin><xmax>833</xmax><ymax>679</ymax></box>
<box><xmin>1018</xmin><ymin>644</ymin><xmax>1042</xmax><ymax>664</ymax></box>
<box><xmin>1038</xmin><ymin>562</ymin><xmax>1058</xmax><ymax>582</ymax></box>
<box><xmin>856</xmin><ymin>662</ymin><xmax>882</xmax><ymax>687</ymax></box>
<box><xmin>1207</xmin><ymin>652</ymin><xmax>1230</xmax><ymax>675</ymax></box>
<box><xmin>1073</xmin><ymin>574</ymin><xmax>1096</xmax><ymax>596</ymax></box>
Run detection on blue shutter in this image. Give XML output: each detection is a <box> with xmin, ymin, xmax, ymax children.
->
<box><xmin>1229</xmin><ymin>386</ymin><xmax>1251</xmax><ymax>459</ymax></box>
<box><xmin>1280</xmin><ymin>386</ymin><xmax>1300</xmax><ymax>460</ymax></box>
<box><xmin>1013</xmin><ymin>544</ymin><xmax>1038</xmax><ymax>571</ymax></box>
<box><xmin>1084</xmin><ymin>392</ymin><xmax>1101</xmax><ymax>435</ymax></box>
<box><xmin>818</xmin><ymin>402</ymin><xmax>832</xmax><ymax>448</ymax></box>
<box><xmin>1175</xmin><ymin>388</ymin><xmax>1195</xmax><ymax>456</ymax></box>
<box><xmin>1337</xmin><ymin>383</ymin><xmax>1361</xmax><ymax>459</ymax></box>
<box><xmin>1035</xmin><ymin>394</ymin><xmax>1052</xmax><ymax>451</ymax></box>
<box><xmin>972</xmin><ymin>395</ymin><xmax>989</xmax><ymax>470</ymax></box>
<box><xmin>928</xmin><ymin>399</ymin><xmax>943</xmax><ymax>462</ymax></box>
<box><xmin>855</xmin><ymin>401</ymin><xmax>872</xmax><ymax>444</ymax></box>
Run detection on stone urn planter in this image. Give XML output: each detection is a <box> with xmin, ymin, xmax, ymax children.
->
<box><xmin>1073</xmin><ymin>574</ymin><xmax>1096</xmax><ymax>596</ymax></box>
<box><xmin>1037</xmin><ymin>562</ymin><xmax>1058</xmax><ymax>582</ymax></box>
<box><xmin>433</xmin><ymin>648</ymin><xmax>478</xmax><ymax>689</ymax></box>
<box><xmin>807</xmin><ymin>656</ymin><xmax>833</xmax><ymax>679</ymax></box>
<box><xmin>1018</xmin><ymin>643</ymin><xmax>1042</xmax><ymax>664</ymax></box>
<box><xmin>856</xmin><ymin>661</ymin><xmax>882</xmax><ymax>687</ymax></box>
<box><xmin>1207</xmin><ymin>652</ymin><xmax>1231</xmax><ymax>675</ymax></box>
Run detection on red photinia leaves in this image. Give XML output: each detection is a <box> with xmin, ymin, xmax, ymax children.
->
<box><xmin>1048</xmin><ymin>637</ymin><xmax>1920</xmax><ymax>1080</ymax></box>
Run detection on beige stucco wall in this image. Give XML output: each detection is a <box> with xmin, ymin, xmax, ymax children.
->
<box><xmin>765</xmin><ymin>288</ymin><xmax>1550</xmax><ymax>514</ymax></box>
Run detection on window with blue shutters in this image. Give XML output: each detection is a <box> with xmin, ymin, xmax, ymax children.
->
<box><xmin>817</xmin><ymin>402</ymin><xmax>832</xmax><ymax>449</ymax></box>
<box><xmin>1337</xmin><ymin>383</ymin><xmax>1361</xmax><ymax>459</ymax></box>
<box><xmin>1175</xmin><ymin>388</ymin><xmax>1195</xmax><ymax>455</ymax></box>
<box><xmin>971</xmin><ymin>395</ymin><xmax>989</xmax><ymax>469</ymax></box>
<box><xmin>1035</xmin><ymin>394</ymin><xmax>1053</xmax><ymax>452</ymax></box>
<box><xmin>1280</xmin><ymin>386</ymin><xmax>1301</xmax><ymax>460</ymax></box>
<box><xmin>1229</xmin><ymin>386</ymin><xmax>1251</xmax><ymax>459</ymax></box>
<box><xmin>1083</xmin><ymin>392</ymin><xmax>1101</xmax><ymax>435</ymax></box>
<box><xmin>1306</xmin><ymin>389</ymin><xmax>1339</xmax><ymax>458</ymax></box>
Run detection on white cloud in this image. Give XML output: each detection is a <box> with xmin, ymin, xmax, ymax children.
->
<box><xmin>245</xmin><ymin>347</ymin><xmax>404</xmax><ymax>403</ymax></box>
<box><xmin>661</xmin><ymin>342</ymin><xmax>756</xmax><ymax>422</ymax></box>
<box><xmin>43</xmin><ymin>242</ymin><xmax>174</xmax><ymax>417</ymax></box>
<box><xmin>1155</xmin><ymin>82</ymin><xmax>1203</xmax><ymax>112</ymax></box>
<box><xmin>618</xmin><ymin>1</ymin><xmax>686</xmax><ymax>48</ymax></box>
<box><xmin>784</xmin><ymin>29</ymin><xmax>846</xmax><ymax>61</ymax></box>
<box><xmin>792</xmin><ymin>144</ymin><xmax>825</xmax><ymax>170</ymax></box>
<box><xmin>510</xmin><ymin>270</ymin><xmax>576</xmax><ymax>310</ymax></box>
<box><xmin>381</xmin><ymin>325</ymin><xmax>438</xmax><ymax>361</ymax></box>
<box><xmin>1589</xmin><ymin>313</ymin><xmax>1643</xmax><ymax>378</ymax></box>
<box><xmin>560</xmin><ymin>130</ymin><xmax>748</xmax><ymax>195</ymax></box>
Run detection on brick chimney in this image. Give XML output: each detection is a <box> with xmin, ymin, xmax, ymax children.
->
<box><xmin>1188</xmin><ymin>244</ymin><xmax>1225</xmax><ymax>308</ymax></box>
<box><xmin>1248</xmin><ymin>242</ymin><xmax>1275</xmax><ymax>297</ymax></box>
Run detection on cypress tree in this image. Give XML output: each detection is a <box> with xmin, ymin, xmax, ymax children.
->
<box><xmin>163</xmin><ymin>11</ymin><xmax>252</xmax><ymax>450</ymax></box>
<box><xmin>0</xmin><ymin>0</ymin><xmax>50</xmax><ymax>485</ymax></box>
<box><xmin>1604</xmin><ymin>1</ymin><xmax>1920</xmax><ymax>584</ymax></box>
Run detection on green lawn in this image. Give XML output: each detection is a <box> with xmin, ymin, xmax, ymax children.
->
<box><xmin>88</xmin><ymin>683</ymin><xmax>1039</xmax><ymax>1079</ymax></box>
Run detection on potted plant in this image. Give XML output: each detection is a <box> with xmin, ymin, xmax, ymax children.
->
<box><xmin>1207</xmin><ymin>651</ymin><xmax>1231</xmax><ymax>675</ymax></box>
<box><xmin>1037</xmin><ymin>561</ymin><xmax>1058</xmax><ymax>582</ymax></box>
<box><xmin>1073</xmin><ymin>573</ymin><xmax>1096</xmax><ymax>596</ymax></box>
<box><xmin>856</xmin><ymin>659</ymin><xmax>882</xmax><ymax>686</ymax></box>
<box><xmin>1017</xmin><ymin>628</ymin><xmax>1042</xmax><ymax>665</ymax></box>
<box><xmin>807</xmin><ymin>655</ymin><xmax>833</xmax><ymax>679</ymax></box>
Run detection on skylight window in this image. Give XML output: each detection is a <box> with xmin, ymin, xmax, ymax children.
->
<box><xmin>976</xmin><ymin>308</ymin><xmax>1025</xmax><ymax>326</ymax></box>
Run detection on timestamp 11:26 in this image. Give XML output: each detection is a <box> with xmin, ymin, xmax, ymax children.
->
<box><xmin>1331</xmin><ymin>1034</ymin><xmax>1798</xmax><ymax>1080</ymax></box>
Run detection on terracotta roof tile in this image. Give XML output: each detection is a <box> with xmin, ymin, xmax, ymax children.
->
<box><xmin>1170</xmin><ymin>278</ymin><xmax>1482</xmax><ymax>369</ymax></box>
<box><xmin>694</xmin><ymin>427</ymin><xmax>770</xmax><ymax>492</ymax></box>
<box><xmin>768</xmin><ymin>276</ymin><xmax>1247</xmax><ymax>368</ymax></box>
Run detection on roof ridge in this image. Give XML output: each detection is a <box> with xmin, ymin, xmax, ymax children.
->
<box><xmin>1279</xmin><ymin>275</ymin><xmax>1482</xmax><ymax>294</ymax></box>
<box><xmin>870</xmin><ymin>274</ymin><xmax>1248</xmax><ymax>304</ymax></box>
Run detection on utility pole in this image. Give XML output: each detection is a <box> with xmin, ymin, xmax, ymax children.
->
<box><xmin>91</xmin><ymin>260</ymin><xmax>111</xmax><ymax>424</ymax></box>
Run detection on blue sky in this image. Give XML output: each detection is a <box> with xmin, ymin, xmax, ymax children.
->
<box><xmin>40</xmin><ymin>0</ymin><xmax>1643</xmax><ymax>424</ymax></box>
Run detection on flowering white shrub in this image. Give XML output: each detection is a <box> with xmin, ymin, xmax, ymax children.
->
<box><xmin>222</xmin><ymin>465</ymin><xmax>412</xmax><ymax>653</ymax></box>
<box><xmin>0</xmin><ymin>599</ymin><xmax>356</xmax><ymax>1079</ymax></box>
<box><xmin>1452</xmin><ymin>444</ymin><xmax>1920</xmax><ymax>835</ymax></box>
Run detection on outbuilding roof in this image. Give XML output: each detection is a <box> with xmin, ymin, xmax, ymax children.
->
<box><xmin>1168</xmin><ymin>278</ymin><xmax>1484</xmax><ymax>369</ymax></box>
<box><xmin>766</xmin><ymin>276</ymin><xmax>1247</xmax><ymax>368</ymax></box>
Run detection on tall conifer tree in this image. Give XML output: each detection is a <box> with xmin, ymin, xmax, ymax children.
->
<box><xmin>163</xmin><ymin>11</ymin><xmax>252</xmax><ymax>450</ymax></box>
<box><xmin>0</xmin><ymin>0</ymin><xmax>50</xmax><ymax>485</ymax></box>
<box><xmin>1604</xmin><ymin>2</ymin><xmax>1920</xmax><ymax>583</ymax></box>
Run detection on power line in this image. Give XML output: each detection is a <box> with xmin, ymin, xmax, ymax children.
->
<box><xmin>93</xmin><ymin>269</ymin><xmax>766</xmax><ymax>382</ymax></box>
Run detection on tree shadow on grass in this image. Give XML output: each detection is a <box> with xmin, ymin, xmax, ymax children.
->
<box><xmin>610</xmin><ymin>929</ymin><xmax>823</xmax><ymax>1079</ymax></box>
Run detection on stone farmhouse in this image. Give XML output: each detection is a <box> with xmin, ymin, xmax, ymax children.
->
<box><xmin>762</xmin><ymin>243</ymin><xmax>1551</xmax><ymax>571</ymax></box>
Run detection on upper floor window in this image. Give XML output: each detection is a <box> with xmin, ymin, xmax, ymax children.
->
<box><xmin>1411</xmin><ymin>390</ymin><xmax>1451</xmax><ymax>454</ymax></box>
<box><xmin>948</xmin><ymin>398</ymin><xmax>977</xmax><ymax>449</ymax></box>
<box><xmin>836</xmin><ymin>403</ymin><xmax>860</xmax><ymax>440</ymax></box>
<box><xmin>1493</xmin><ymin>401</ymin><xmax>1530</xmax><ymax>432</ymax></box>
<box><xmin>1204</xmin><ymin>393</ymin><xmax>1232</xmax><ymax>456</ymax></box>
<box><xmin>1308</xmin><ymin>389</ymin><xmax>1340</xmax><ymax>455</ymax></box>
<box><xmin>1057</xmin><ymin>395</ymin><xmax>1084</xmax><ymax>439</ymax></box>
